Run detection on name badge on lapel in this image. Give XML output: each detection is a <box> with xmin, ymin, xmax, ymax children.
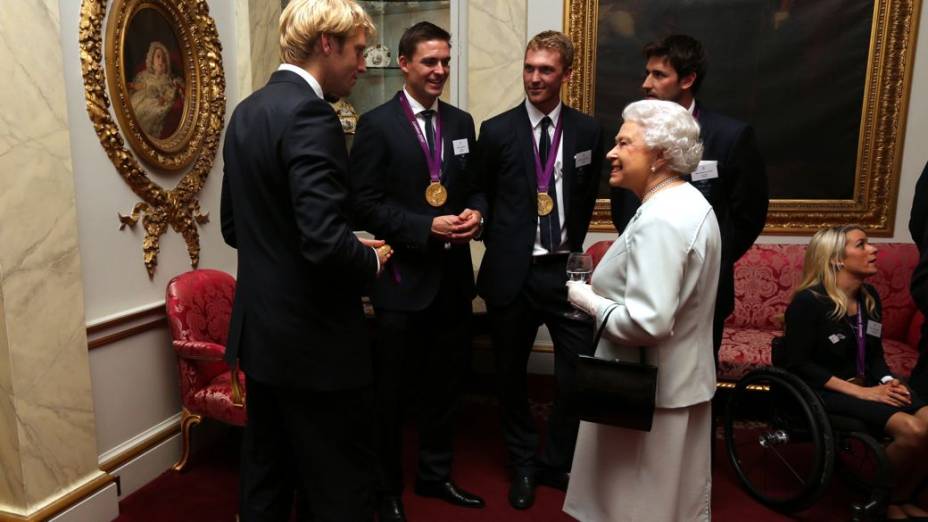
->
<box><xmin>574</xmin><ymin>150</ymin><xmax>592</xmax><ymax>168</ymax></box>
<box><xmin>867</xmin><ymin>320</ymin><xmax>882</xmax><ymax>338</ymax></box>
<box><xmin>828</xmin><ymin>333</ymin><xmax>845</xmax><ymax>344</ymax></box>
<box><xmin>691</xmin><ymin>160</ymin><xmax>719</xmax><ymax>181</ymax></box>
<box><xmin>452</xmin><ymin>139</ymin><xmax>469</xmax><ymax>155</ymax></box>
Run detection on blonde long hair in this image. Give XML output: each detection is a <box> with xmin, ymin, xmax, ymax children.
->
<box><xmin>794</xmin><ymin>225</ymin><xmax>878</xmax><ymax>320</ymax></box>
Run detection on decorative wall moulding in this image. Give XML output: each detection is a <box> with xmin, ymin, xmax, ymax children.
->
<box><xmin>79</xmin><ymin>0</ymin><xmax>226</xmax><ymax>276</ymax></box>
<box><xmin>565</xmin><ymin>0</ymin><xmax>921</xmax><ymax>235</ymax></box>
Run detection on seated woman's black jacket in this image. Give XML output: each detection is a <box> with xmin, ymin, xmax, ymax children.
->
<box><xmin>782</xmin><ymin>283</ymin><xmax>893</xmax><ymax>389</ymax></box>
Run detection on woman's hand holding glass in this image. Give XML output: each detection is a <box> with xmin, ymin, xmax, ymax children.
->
<box><xmin>565</xmin><ymin>253</ymin><xmax>594</xmax><ymax>319</ymax></box>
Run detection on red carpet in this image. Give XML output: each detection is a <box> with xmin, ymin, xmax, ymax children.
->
<box><xmin>116</xmin><ymin>388</ymin><xmax>856</xmax><ymax>521</ymax></box>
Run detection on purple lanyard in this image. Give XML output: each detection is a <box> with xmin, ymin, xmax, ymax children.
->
<box><xmin>531</xmin><ymin>114</ymin><xmax>564</xmax><ymax>193</ymax></box>
<box><xmin>855</xmin><ymin>304</ymin><xmax>866</xmax><ymax>379</ymax></box>
<box><xmin>398</xmin><ymin>93</ymin><xmax>442</xmax><ymax>182</ymax></box>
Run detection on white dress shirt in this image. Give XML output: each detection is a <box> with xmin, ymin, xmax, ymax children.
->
<box><xmin>278</xmin><ymin>63</ymin><xmax>324</xmax><ymax>99</ymax></box>
<box><xmin>402</xmin><ymin>88</ymin><xmax>443</xmax><ymax>165</ymax></box>
<box><xmin>525</xmin><ymin>99</ymin><xmax>567</xmax><ymax>255</ymax></box>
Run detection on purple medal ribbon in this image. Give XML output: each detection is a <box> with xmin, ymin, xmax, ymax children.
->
<box><xmin>531</xmin><ymin>114</ymin><xmax>564</xmax><ymax>194</ymax></box>
<box><xmin>398</xmin><ymin>93</ymin><xmax>442</xmax><ymax>183</ymax></box>
<box><xmin>855</xmin><ymin>304</ymin><xmax>866</xmax><ymax>380</ymax></box>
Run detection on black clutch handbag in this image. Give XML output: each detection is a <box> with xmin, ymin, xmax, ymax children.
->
<box><xmin>576</xmin><ymin>306</ymin><xmax>658</xmax><ymax>432</ymax></box>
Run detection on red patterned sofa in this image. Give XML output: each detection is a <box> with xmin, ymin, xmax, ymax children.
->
<box><xmin>585</xmin><ymin>241</ymin><xmax>924</xmax><ymax>384</ymax></box>
<box><xmin>719</xmin><ymin>243</ymin><xmax>923</xmax><ymax>383</ymax></box>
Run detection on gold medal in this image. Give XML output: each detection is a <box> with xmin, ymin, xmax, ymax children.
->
<box><xmin>537</xmin><ymin>192</ymin><xmax>554</xmax><ymax>216</ymax></box>
<box><xmin>425</xmin><ymin>181</ymin><xmax>447</xmax><ymax>207</ymax></box>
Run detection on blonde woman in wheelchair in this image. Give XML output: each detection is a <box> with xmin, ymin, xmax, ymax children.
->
<box><xmin>783</xmin><ymin>225</ymin><xmax>928</xmax><ymax>520</ymax></box>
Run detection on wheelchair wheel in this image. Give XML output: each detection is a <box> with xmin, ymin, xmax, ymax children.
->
<box><xmin>835</xmin><ymin>430</ymin><xmax>892</xmax><ymax>519</ymax></box>
<box><xmin>724</xmin><ymin>367</ymin><xmax>835</xmax><ymax>512</ymax></box>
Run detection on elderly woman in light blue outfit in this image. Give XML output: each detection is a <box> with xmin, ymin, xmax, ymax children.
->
<box><xmin>563</xmin><ymin>99</ymin><xmax>721</xmax><ymax>522</ymax></box>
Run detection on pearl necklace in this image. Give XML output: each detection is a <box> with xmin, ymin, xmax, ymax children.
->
<box><xmin>641</xmin><ymin>175</ymin><xmax>682</xmax><ymax>203</ymax></box>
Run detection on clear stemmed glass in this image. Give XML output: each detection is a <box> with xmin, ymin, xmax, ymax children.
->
<box><xmin>565</xmin><ymin>253</ymin><xmax>594</xmax><ymax>320</ymax></box>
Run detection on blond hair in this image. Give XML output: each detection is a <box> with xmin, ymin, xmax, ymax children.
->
<box><xmin>526</xmin><ymin>30</ymin><xmax>574</xmax><ymax>70</ymax></box>
<box><xmin>279</xmin><ymin>0</ymin><xmax>375</xmax><ymax>65</ymax></box>
<box><xmin>795</xmin><ymin>225</ymin><xmax>878</xmax><ymax>320</ymax></box>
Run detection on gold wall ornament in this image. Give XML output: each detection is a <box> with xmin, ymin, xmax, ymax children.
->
<box><xmin>79</xmin><ymin>0</ymin><xmax>225</xmax><ymax>277</ymax></box>
<box><xmin>564</xmin><ymin>0</ymin><xmax>921</xmax><ymax>235</ymax></box>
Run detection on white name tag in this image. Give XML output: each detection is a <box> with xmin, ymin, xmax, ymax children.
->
<box><xmin>452</xmin><ymin>139</ymin><xmax>469</xmax><ymax>155</ymax></box>
<box><xmin>867</xmin><ymin>320</ymin><xmax>883</xmax><ymax>338</ymax></box>
<box><xmin>574</xmin><ymin>150</ymin><xmax>592</xmax><ymax>168</ymax></box>
<box><xmin>691</xmin><ymin>160</ymin><xmax>719</xmax><ymax>181</ymax></box>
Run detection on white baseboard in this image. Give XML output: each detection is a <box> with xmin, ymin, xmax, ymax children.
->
<box><xmin>98</xmin><ymin>413</ymin><xmax>181</xmax><ymax>467</ymax></box>
<box><xmin>110</xmin><ymin>433</ymin><xmax>183</xmax><ymax>499</ymax></box>
<box><xmin>47</xmin><ymin>483</ymin><xmax>118</xmax><ymax>522</ymax></box>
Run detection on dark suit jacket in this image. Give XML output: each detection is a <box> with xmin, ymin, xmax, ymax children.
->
<box><xmin>220</xmin><ymin>70</ymin><xmax>377</xmax><ymax>391</ymax></box>
<box><xmin>909</xmin><ymin>162</ymin><xmax>928</xmax><ymax>358</ymax></box>
<box><xmin>476</xmin><ymin>102</ymin><xmax>604</xmax><ymax>307</ymax></box>
<box><xmin>349</xmin><ymin>92</ymin><xmax>487</xmax><ymax>311</ymax></box>
<box><xmin>611</xmin><ymin>102</ymin><xmax>769</xmax><ymax>318</ymax></box>
<box><xmin>783</xmin><ymin>284</ymin><xmax>892</xmax><ymax>389</ymax></box>
<box><xmin>908</xmin><ymin>160</ymin><xmax>928</xmax><ymax>251</ymax></box>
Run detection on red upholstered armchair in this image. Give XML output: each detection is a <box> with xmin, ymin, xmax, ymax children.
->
<box><xmin>165</xmin><ymin>269</ymin><xmax>246</xmax><ymax>471</ymax></box>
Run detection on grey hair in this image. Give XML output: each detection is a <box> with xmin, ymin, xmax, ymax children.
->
<box><xmin>621</xmin><ymin>99</ymin><xmax>703</xmax><ymax>175</ymax></box>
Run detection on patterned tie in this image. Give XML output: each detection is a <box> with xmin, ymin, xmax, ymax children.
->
<box><xmin>539</xmin><ymin>116</ymin><xmax>561</xmax><ymax>252</ymax></box>
<box><xmin>421</xmin><ymin>109</ymin><xmax>436</xmax><ymax>156</ymax></box>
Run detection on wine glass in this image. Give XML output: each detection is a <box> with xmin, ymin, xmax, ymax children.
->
<box><xmin>565</xmin><ymin>253</ymin><xmax>593</xmax><ymax>319</ymax></box>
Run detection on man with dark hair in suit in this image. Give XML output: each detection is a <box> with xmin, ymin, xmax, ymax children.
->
<box><xmin>349</xmin><ymin>21</ymin><xmax>486</xmax><ymax>522</ymax></box>
<box><xmin>476</xmin><ymin>30</ymin><xmax>604</xmax><ymax>511</ymax></box>
<box><xmin>611</xmin><ymin>34</ymin><xmax>769</xmax><ymax>360</ymax></box>
<box><xmin>908</xmin><ymin>160</ymin><xmax>928</xmax><ymax>399</ymax></box>
<box><xmin>220</xmin><ymin>1</ymin><xmax>392</xmax><ymax>520</ymax></box>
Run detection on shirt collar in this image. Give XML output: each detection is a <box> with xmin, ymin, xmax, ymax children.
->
<box><xmin>686</xmin><ymin>99</ymin><xmax>696</xmax><ymax>114</ymax></box>
<box><xmin>525</xmin><ymin>99</ymin><xmax>562</xmax><ymax>130</ymax></box>
<box><xmin>403</xmin><ymin>87</ymin><xmax>439</xmax><ymax>115</ymax></box>
<box><xmin>278</xmin><ymin>63</ymin><xmax>324</xmax><ymax>100</ymax></box>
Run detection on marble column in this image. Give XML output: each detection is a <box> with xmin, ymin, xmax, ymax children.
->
<box><xmin>467</xmin><ymin>0</ymin><xmax>528</xmax><ymax>129</ymax></box>
<box><xmin>233</xmin><ymin>0</ymin><xmax>255</xmax><ymax>103</ymax></box>
<box><xmin>248</xmin><ymin>0</ymin><xmax>282</xmax><ymax>92</ymax></box>
<box><xmin>0</xmin><ymin>1</ymin><xmax>103</xmax><ymax>517</ymax></box>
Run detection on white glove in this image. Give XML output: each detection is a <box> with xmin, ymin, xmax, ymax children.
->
<box><xmin>567</xmin><ymin>281</ymin><xmax>605</xmax><ymax>316</ymax></box>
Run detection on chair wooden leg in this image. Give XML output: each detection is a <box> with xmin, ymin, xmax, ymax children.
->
<box><xmin>172</xmin><ymin>407</ymin><xmax>202</xmax><ymax>471</ymax></box>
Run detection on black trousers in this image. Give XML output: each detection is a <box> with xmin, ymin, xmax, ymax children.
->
<box><xmin>239</xmin><ymin>376</ymin><xmax>376</xmax><ymax>522</ymax></box>
<box><xmin>372</xmin><ymin>274</ymin><xmax>472</xmax><ymax>496</ymax></box>
<box><xmin>488</xmin><ymin>257</ymin><xmax>594</xmax><ymax>475</ymax></box>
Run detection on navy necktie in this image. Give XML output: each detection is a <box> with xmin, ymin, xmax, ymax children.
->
<box><xmin>421</xmin><ymin>109</ymin><xmax>436</xmax><ymax>156</ymax></box>
<box><xmin>539</xmin><ymin>116</ymin><xmax>561</xmax><ymax>252</ymax></box>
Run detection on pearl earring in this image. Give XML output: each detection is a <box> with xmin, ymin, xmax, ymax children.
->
<box><xmin>650</xmin><ymin>165</ymin><xmax>656</xmax><ymax>173</ymax></box>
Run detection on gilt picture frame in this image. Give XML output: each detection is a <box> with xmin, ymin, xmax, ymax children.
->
<box><xmin>105</xmin><ymin>0</ymin><xmax>205</xmax><ymax>171</ymax></box>
<box><xmin>565</xmin><ymin>0</ymin><xmax>922</xmax><ymax>235</ymax></box>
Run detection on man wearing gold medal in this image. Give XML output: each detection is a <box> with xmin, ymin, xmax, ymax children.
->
<box><xmin>475</xmin><ymin>31</ymin><xmax>604</xmax><ymax>510</ymax></box>
<box><xmin>349</xmin><ymin>21</ymin><xmax>486</xmax><ymax>522</ymax></box>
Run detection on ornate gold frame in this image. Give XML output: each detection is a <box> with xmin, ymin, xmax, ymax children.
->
<box><xmin>104</xmin><ymin>0</ymin><xmax>201</xmax><ymax>171</ymax></box>
<box><xmin>564</xmin><ymin>0</ymin><xmax>922</xmax><ymax>235</ymax></box>
<box><xmin>79</xmin><ymin>0</ymin><xmax>225</xmax><ymax>276</ymax></box>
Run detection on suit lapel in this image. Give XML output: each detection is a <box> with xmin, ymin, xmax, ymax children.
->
<box><xmin>560</xmin><ymin>106</ymin><xmax>576</xmax><ymax>222</ymax></box>
<box><xmin>438</xmin><ymin>100</ymin><xmax>453</xmax><ymax>181</ymax></box>
<box><xmin>514</xmin><ymin>105</ymin><xmax>538</xmax><ymax>199</ymax></box>
<box><xmin>390</xmin><ymin>92</ymin><xmax>431</xmax><ymax>177</ymax></box>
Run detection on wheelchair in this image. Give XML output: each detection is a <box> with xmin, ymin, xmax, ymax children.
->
<box><xmin>723</xmin><ymin>365</ymin><xmax>893</xmax><ymax>521</ymax></box>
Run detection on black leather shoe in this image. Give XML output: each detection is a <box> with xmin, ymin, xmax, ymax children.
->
<box><xmin>536</xmin><ymin>469</ymin><xmax>569</xmax><ymax>491</ymax></box>
<box><xmin>378</xmin><ymin>496</ymin><xmax>406</xmax><ymax>522</ymax></box>
<box><xmin>508</xmin><ymin>472</ymin><xmax>536</xmax><ymax>510</ymax></box>
<box><xmin>414</xmin><ymin>480</ymin><xmax>485</xmax><ymax>508</ymax></box>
